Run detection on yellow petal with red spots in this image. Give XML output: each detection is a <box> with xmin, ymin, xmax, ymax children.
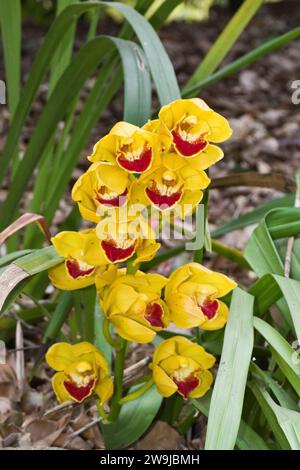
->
<box><xmin>94</xmin><ymin>376</ymin><xmax>114</xmax><ymax>405</ymax></box>
<box><xmin>151</xmin><ymin>336</ymin><xmax>215</xmax><ymax>400</ymax></box>
<box><xmin>165</xmin><ymin>263</ymin><xmax>236</xmax><ymax>330</ymax></box>
<box><xmin>186</xmin><ymin>144</ymin><xmax>224</xmax><ymax>171</ymax></box>
<box><xmin>88</xmin><ymin>121</ymin><xmax>162</xmax><ymax>174</ymax></box>
<box><xmin>46</xmin><ymin>342</ymin><xmax>75</xmax><ymax>371</ymax></box>
<box><xmin>99</xmin><ymin>271</ymin><xmax>168</xmax><ymax>343</ymax></box>
<box><xmin>152</xmin><ymin>364</ymin><xmax>178</xmax><ymax>397</ymax></box>
<box><xmin>112</xmin><ymin>315</ymin><xmax>156</xmax><ymax>343</ymax></box>
<box><xmin>51</xmin><ymin>229</ymin><xmax>107</xmax><ymax>267</ymax></box>
<box><xmin>46</xmin><ymin>342</ymin><xmax>113</xmax><ymax>404</ymax></box>
<box><xmin>48</xmin><ymin>262</ymin><xmax>96</xmax><ymax>291</ymax></box>
<box><xmin>200</xmin><ymin>299</ymin><xmax>229</xmax><ymax>331</ymax></box>
<box><xmin>72</xmin><ymin>162</ymin><xmax>129</xmax><ymax>223</ymax></box>
<box><xmin>159</xmin><ymin>98</ymin><xmax>232</xmax><ymax>163</ymax></box>
<box><xmin>188</xmin><ymin>369</ymin><xmax>214</xmax><ymax>398</ymax></box>
<box><xmin>52</xmin><ymin>371</ymin><xmax>73</xmax><ymax>403</ymax></box>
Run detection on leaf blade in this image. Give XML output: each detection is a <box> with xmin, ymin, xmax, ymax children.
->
<box><xmin>205</xmin><ymin>288</ymin><xmax>254</xmax><ymax>450</ymax></box>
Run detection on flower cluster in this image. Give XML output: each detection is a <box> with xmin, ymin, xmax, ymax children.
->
<box><xmin>47</xmin><ymin>98</ymin><xmax>235</xmax><ymax>405</ymax></box>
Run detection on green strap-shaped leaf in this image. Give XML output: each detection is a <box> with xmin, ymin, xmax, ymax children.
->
<box><xmin>0</xmin><ymin>250</ymin><xmax>33</xmax><ymax>268</ymax></box>
<box><xmin>120</xmin><ymin>39</ymin><xmax>151</xmax><ymax>125</ymax></box>
<box><xmin>14</xmin><ymin>246</ymin><xmax>63</xmax><ymax>274</ymax></box>
<box><xmin>183</xmin><ymin>26</ymin><xmax>300</xmax><ymax>98</ymax></box>
<box><xmin>49</xmin><ymin>0</ymin><xmax>77</xmax><ymax>92</ymax></box>
<box><xmin>253</xmin><ymin>317</ymin><xmax>300</xmax><ymax>397</ymax></box>
<box><xmin>111</xmin><ymin>1</ymin><xmax>180</xmax><ymax>104</ymax></box>
<box><xmin>185</xmin><ymin>0</ymin><xmax>264</xmax><ymax>88</ymax></box>
<box><xmin>24</xmin><ymin>37</ymin><xmax>151</xmax><ymax>249</ymax></box>
<box><xmin>102</xmin><ymin>384</ymin><xmax>162</xmax><ymax>449</ymax></box>
<box><xmin>43</xmin><ymin>291</ymin><xmax>73</xmax><ymax>342</ymax></box>
<box><xmin>25</xmin><ymin>0</ymin><xmax>183</xmax><ymax>245</ymax></box>
<box><xmin>273</xmin><ymin>275</ymin><xmax>300</xmax><ymax>341</ymax></box>
<box><xmin>245</xmin><ymin>208</ymin><xmax>300</xmax><ymax>329</ymax></box>
<box><xmin>44</xmin><ymin>63</ymin><xmax>123</xmax><ymax>226</ymax></box>
<box><xmin>251</xmin><ymin>363</ymin><xmax>299</xmax><ymax>411</ymax></box>
<box><xmin>0</xmin><ymin>0</ymin><xmax>21</xmax><ymax>116</ymax></box>
<box><xmin>249</xmin><ymin>274</ymin><xmax>284</xmax><ymax>316</ymax></box>
<box><xmin>149</xmin><ymin>0</ymin><xmax>183</xmax><ymax>30</ymax></box>
<box><xmin>94</xmin><ymin>301</ymin><xmax>112</xmax><ymax>367</ymax></box>
<box><xmin>277</xmin><ymin>238</ymin><xmax>300</xmax><ymax>281</ymax></box>
<box><xmin>205</xmin><ymin>288</ymin><xmax>254</xmax><ymax>450</ymax></box>
<box><xmin>0</xmin><ymin>246</ymin><xmax>62</xmax><ymax>315</ymax></box>
<box><xmin>0</xmin><ymin>36</ymin><xmax>151</xmax><ymax>229</ymax></box>
<box><xmin>212</xmin><ymin>195</ymin><xmax>294</xmax><ymax>239</ymax></box>
<box><xmin>249</xmin><ymin>381</ymin><xmax>300</xmax><ymax>450</ymax></box>
<box><xmin>192</xmin><ymin>392</ymin><xmax>268</xmax><ymax>450</ymax></box>
<box><xmin>0</xmin><ymin>1</ymin><xmax>179</xmax><ymax>189</ymax></box>
<box><xmin>73</xmin><ymin>285</ymin><xmax>97</xmax><ymax>343</ymax></box>
<box><xmin>244</xmin><ymin>210</ymin><xmax>285</xmax><ymax>276</ymax></box>
<box><xmin>0</xmin><ymin>2</ymin><xmax>98</xmax><ymax>185</ymax></box>
<box><xmin>250</xmin><ymin>273</ymin><xmax>300</xmax><ymax>340</ymax></box>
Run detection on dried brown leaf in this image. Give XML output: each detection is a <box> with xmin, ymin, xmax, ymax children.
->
<box><xmin>0</xmin><ymin>364</ymin><xmax>18</xmax><ymax>400</ymax></box>
<box><xmin>25</xmin><ymin>418</ymin><xmax>58</xmax><ymax>443</ymax></box>
<box><xmin>0</xmin><ymin>212</ymin><xmax>51</xmax><ymax>247</ymax></box>
<box><xmin>136</xmin><ymin>421</ymin><xmax>183</xmax><ymax>450</ymax></box>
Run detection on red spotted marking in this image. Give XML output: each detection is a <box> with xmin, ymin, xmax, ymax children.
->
<box><xmin>66</xmin><ymin>259</ymin><xmax>95</xmax><ymax>279</ymax></box>
<box><xmin>172</xmin><ymin>130</ymin><xmax>208</xmax><ymax>157</ymax></box>
<box><xmin>145</xmin><ymin>187</ymin><xmax>182</xmax><ymax>210</ymax></box>
<box><xmin>64</xmin><ymin>378</ymin><xmax>95</xmax><ymax>402</ymax></box>
<box><xmin>145</xmin><ymin>302</ymin><xmax>164</xmax><ymax>328</ymax></box>
<box><xmin>173</xmin><ymin>374</ymin><xmax>199</xmax><ymax>399</ymax></box>
<box><xmin>101</xmin><ymin>239</ymin><xmax>135</xmax><ymax>263</ymax></box>
<box><xmin>200</xmin><ymin>299</ymin><xmax>219</xmax><ymax>320</ymax></box>
<box><xmin>117</xmin><ymin>148</ymin><xmax>152</xmax><ymax>173</ymax></box>
<box><xmin>95</xmin><ymin>188</ymin><xmax>128</xmax><ymax>207</ymax></box>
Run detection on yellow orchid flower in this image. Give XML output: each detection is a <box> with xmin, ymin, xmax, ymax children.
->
<box><xmin>165</xmin><ymin>262</ymin><xmax>237</xmax><ymax>330</ymax></box>
<box><xmin>158</xmin><ymin>98</ymin><xmax>232</xmax><ymax>167</ymax></box>
<box><xmin>143</xmin><ymin>118</ymin><xmax>172</xmax><ymax>154</ymax></box>
<box><xmin>88</xmin><ymin>121</ymin><xmax>161</xmax><ymax>174</ymax></box>
<box><xmin>46</xmin><ymin>342</ymin><xmax>113</xmax><ymax>404</ymax></box>
<box><xmin>48</xmin><ymin>229</ymin><xmax>108</xmax><ymax>290</ymax></box>
<box><xmin>150</xmin><ymin>336</ymin><xmax>215</xmax><ymax>399</ymax></box>
<box><xmin>131</xmin><ymin>152</ymin><xmax>210</xmax><ymax>216</ymax></box>
<box><xmin>96</xmin><ymin>211</ymin><xmax>160</xmax><ymax>264</ymax></box>
<box><xmin>97</xmin><ymin>271</ymin><xmax>169</xmax><ymax>343</ymax></box>
<box><xmin>72</xmin><ymin>162</ymin><xmax>130</xmax><ymax>223</ymax></box>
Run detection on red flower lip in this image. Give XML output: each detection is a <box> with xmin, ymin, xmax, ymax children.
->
<box><xmin>101</xmin><ymin>239</ymin><xmax>135</xmax><ymax>263</ymax></box>
<box><xmin>145</xmin><ymin>302</ymin><xmax>164</xmax><ymax>328</ymax></box>
<box><xmin>117</xmin><ymin>148</ymin><xmax>152</xmax><ymax>173</ymax></box>
<box><xmin>145</xmin><ymin>187</ymin><xmax>182</xmax><ymax>210</ymax></box>
<box><xmin>172</xmin><ymin>130</ymin><xmax>208</xmax><ymax>157</ymax></box>
<box><xmin>64</xmin><ymin>378</ymin><xmax>95</xmax><ymax>402</ymax></box>
<box><xmin>66</xmin><ymin>259</ymin><xmax>95</xmax><ymax>279</ymax></box>
<box><xmin>96</xmin><ymin>188</ymin><xmax>128</xmax><ymax>207</ymax></box>
<box><xmin>200</xmin><ymin>299</ymin><xmax>219</xmax><ymax>320</ymax></box>
<box><xmin>173</xmin><ymin>374</ymin><xmax>199</xmax><ymax>399</ymax></box>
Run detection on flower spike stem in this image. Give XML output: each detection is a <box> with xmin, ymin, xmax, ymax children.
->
<box><xmin>193</xmin><ymin>187</ymin><xmax>209</xmax><ymax>264</ymax></box>
<box><xmin>194</xmin><ymin>328</ymin><xmax>202</xmax><ymax>345</ymax></box>
<box><xmin>126</xmin><ymin>258</ymin><xmax>140</xmax><ymax>275</ymax></box>
<box><xmin>103</xmin><ymin>317</ymin><xmax>121</xmax><ymax>349</ymax></box>
<box><xmin>119</xmin><ymin>377</ymin><xmax>154</xmax><ymax>404</ymax></box>
<box><xmin>97</xmin><ymin>401</ymin><xmax>109</xmax><ymax>423</ymax></box>
<box><xmin>108</xmin><ymin>338</ymin><xmax>127</xmax><ymax>422</ymax></box>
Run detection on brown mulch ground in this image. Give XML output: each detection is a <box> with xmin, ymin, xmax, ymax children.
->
<box><xmin>1</xmin><ymin>1</ymin><xmax>300</xmax><ymax>450</ymax></box>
